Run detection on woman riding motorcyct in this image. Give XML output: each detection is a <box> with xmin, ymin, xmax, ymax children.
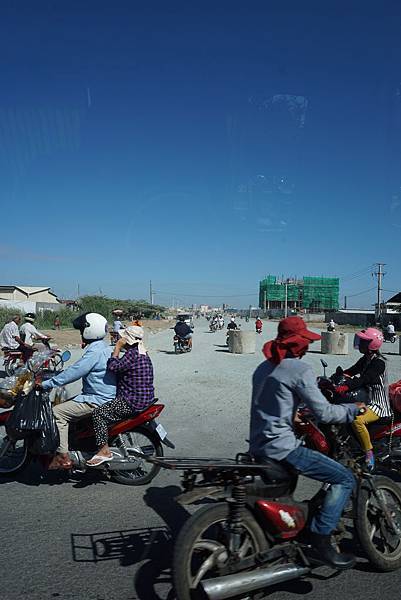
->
<box><xmin>335</xmin><ymin>327</ymin><xmax>392</xmax><ymax>470</ymax></box>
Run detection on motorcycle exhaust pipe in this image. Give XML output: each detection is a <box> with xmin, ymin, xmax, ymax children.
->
<box><xmin>200</xmin><ymin>563</ymin><xmax>310</xmax><ymax>600</ymax></box>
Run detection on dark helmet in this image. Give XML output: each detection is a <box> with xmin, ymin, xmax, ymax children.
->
<box><xmin>177</xmin><ymin>315</ymin><xmax>186</xmax><ymax>322</ymax></box>
<box><xmin>24</xmin><ymin>313</ymin><xmax>36</xmax><ymax>322</ymax></box>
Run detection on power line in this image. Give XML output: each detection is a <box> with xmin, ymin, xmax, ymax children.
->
<box><xmin>343</xmin><ymin>286</ymin><xmax>376</xmax><ymax>298</ymax></box>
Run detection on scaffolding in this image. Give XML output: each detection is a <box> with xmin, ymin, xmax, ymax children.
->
<box><xmin>259</xmin><ymin>275</ymin><xmax>339</xmax><ymax>312</ymax></box>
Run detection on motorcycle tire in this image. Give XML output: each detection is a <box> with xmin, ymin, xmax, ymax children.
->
<box><xmin>110</xmin><ymin>426</ymin><xmax>163</xmax><ymax>486</ymax></box>
<box><xmin>4</xmin><ymin>360</ymin><xmax>17</xmax><ymax>377</ymax></box>
<box><xmin>356</xmin><ymin>475</ymin><xmax>401</xmax><ymax>571</ymax></box>
<box><xmin>391</xmin><ymin>337</ymin><xmax>396</xmax><ymax>344</ymax></box>
<box><xmin>0</xmin><ymin>435</ymin><xmax>29</xmax><ymax>475</ymax></box>
<box><xmin>174</xmin><ymin>344</ymin><xmax>180</xmax><ymax>354</ymax></box>
<box><xmin>173</xmin><ymin>503</ymin><xmax>268</xmax><ymax>600</ymax></box>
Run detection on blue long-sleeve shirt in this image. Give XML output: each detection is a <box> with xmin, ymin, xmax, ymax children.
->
<box><xmin>249</xmin><ymin>358</ymin><xmax>359</xmax><ymax>461</ymax></box>
<box><xmin>42</xmin><ymin>340</ymin><xmax>116</xmax><ymax>406</ymax></box>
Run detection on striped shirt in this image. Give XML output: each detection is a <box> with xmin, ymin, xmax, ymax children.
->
<box><xmin>107</xmin><ymin>345</ymin><xmax>154</xmax><ymax>411</ymax></box>
<box><xmin>345</xmin><ymin>354</ymin><xmax>391</xmax><ymax>418</ymax></box>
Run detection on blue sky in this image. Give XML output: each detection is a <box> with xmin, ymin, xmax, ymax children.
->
<box><xmin>1</xmin><ymin>1</ymin><xmax>401</xmax><ymax>308</ymax></box>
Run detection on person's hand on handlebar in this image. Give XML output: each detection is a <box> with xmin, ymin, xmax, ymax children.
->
<box><xmin>355</xmin><ymin>402</ymin><xmax>367</xmax><ymax>415</ymax></box>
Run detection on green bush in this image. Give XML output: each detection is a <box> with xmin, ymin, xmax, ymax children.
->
<box><xmin>0</xmin><ymin>296</ymin><xmax>166</xmax><ymax>332</ymax></box>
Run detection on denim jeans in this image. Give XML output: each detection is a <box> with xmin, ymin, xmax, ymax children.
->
<box><xmin>284</xmin><ymin>445</ymin><xmax>356</xmax><ymax>535</ymax></box>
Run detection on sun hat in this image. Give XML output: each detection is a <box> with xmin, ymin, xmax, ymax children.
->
<box><xmin>119</xmin><ymin>325</ymin><xmax>147</xmax><ymax>354</ymax></box>
<box><xmin>277</xmin><ymin>316</ymin><xmax>321</xmax><ymax>341</ymax></box>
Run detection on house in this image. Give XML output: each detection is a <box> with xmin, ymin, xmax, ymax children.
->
<box><xmin>382</xmin><ymin>292</ymin><xmax>401</xmax><ymax>314</ymax></box>
<box><xmin>0</xmin><ymin>285</ymin><xmax>60</xmax><ymax>304</ymax></box>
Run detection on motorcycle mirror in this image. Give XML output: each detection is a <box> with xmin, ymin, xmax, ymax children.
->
<box><xmin>61</xmin><ymin>350</ymin><xmax>71</xmax><ymax>363</ymax></box>
<box><xmin>321</xmin><ymin>359</ymin><xmax>328</xmax><ymax>368</ymax></box>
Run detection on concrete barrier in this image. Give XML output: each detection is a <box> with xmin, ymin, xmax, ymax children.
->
<box><xmin>321</xmin><ymin>331</ymin><xmax>349</xmax><ymax>355</ymax></box>
<box><xmin>228</xmin><ymin>330</ymin><xmax>256</xmax><ymax>354</ymax></box>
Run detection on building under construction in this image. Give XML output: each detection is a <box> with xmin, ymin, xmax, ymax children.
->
<box><xmin>259</xmin><ymin>275</ymin><xmax>339</xmax><ymax>312</ymax></box>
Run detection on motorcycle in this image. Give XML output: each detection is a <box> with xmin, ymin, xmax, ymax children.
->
<box><xmin>384</xmin><ymin>331</ymin><xmax>397</xmax><ymax>344</ymax></box>
<box><xmin>209</xmin><ymin>322</ymin><xmax>218</xmax><ymax>333</ymax></box>
<box><xmin>315</xmin><ymin>359</ymin><xmax>401</xmax><ymax>472</ymax></box>
<box><xmin>255</xmin><ymin>323</ymin><xmax>262</xmax><ymax>334</ymax></box>
<box><xmin>134</xmin><ymin>444</ymin><xmax>401</xmax><ymax>600</ymax></box>
<box><xmin>3</xmin><ymin>339</ymin><xmax>68</xmax><ymax>377</ymax></box>
<box><xmin>174</xmin><ymin>335</ymin><xmax>192</xmax><ymax>354</ymax></box>
<box><xmin>0</xmin><ymin>361</ymin><xmax>175</xmax><ymax>486</ymax></box>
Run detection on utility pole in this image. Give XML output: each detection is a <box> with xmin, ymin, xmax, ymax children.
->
<box><xmin>344</xmin><ymin>295</ymin><xmax>347</xmax><ymax>309</ymax></box>
<box><xmin>149</xmin><ymin>280</ymin><xmax>154</xmax><ymax>305</ymax></box>
<box><xmin>374</xmin><ymin>263</ymin><xmax>386</xmax><ymax>323</ymax></box>
<box><xmin>77</xmin><ymin>283</ymin><xmax>80</xmax><ymax>298</ymax></box>
<box><xmin>263</xmin><ymin>290</ymin><xmax>267</xmax><ymax>314</ymax></box>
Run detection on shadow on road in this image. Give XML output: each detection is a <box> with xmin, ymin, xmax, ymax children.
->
<box><xmin>70</xmin><ymin>485</ymin><xmax>188</xmax><ymax>600</ymax></box>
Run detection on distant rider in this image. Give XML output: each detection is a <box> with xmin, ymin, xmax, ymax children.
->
<box><xmin>20</xmin><ymin>313</ymin><xmax>51</xmax><ymax>350</ymax></box>
<box><xmin>42</xmin><ymin>313</ymin><xmax>116</xmax><ymax>469</ymax></box>
<box><xmin>249</xmin><ymin>316</ymin><xmax>365</xmax><ymax>569</ymax></box>
<box><xmin>327</xmin><ymin>319</ymin><xmax>336</xmax><ymax>332</ymax></box>
<box><xmin>0</xmin><ymin>315</ymin><xmax>32</xmax><ymax>360</ymax></box>
<box><xmin>255</xmin><ymin>317</ymin><xmax>263</xmax><ymax>332</ymax></box>
<box><xmin>387</xmin><ymin>322</ymin><xmax>395</xmax><ymax>335</ymax></box>
<box><xmin>335</xmin><ymin>328</ymin><xmax>391</xmax><ymax>470</ymax></box>
<box><xmin>227</xmin><ymin>317</ymin><xmax>238</xmax><ymax>331</ymax></box>
<box><xmin>174</xmin><ymin>316</ymin><xmax>193</xmax><ymax>349</ymax></box>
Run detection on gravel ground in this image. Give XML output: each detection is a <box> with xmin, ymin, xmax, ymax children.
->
<box><xmin>0</xmin><ymin>318</ymin><xmax>401</xmax><ymax>600</ymax></box>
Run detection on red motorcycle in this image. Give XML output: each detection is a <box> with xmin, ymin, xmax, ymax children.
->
<box><xmin>313</xmin><ymin>359</ymin><xmax>401</xmax><ymax>471</ymax></box>
<box><xmin>3</xmin><ymin>340</ymin><xmax>67</xmax><ymax>377</ymax></box>
<box><xmin>133</xmin><ymin>393</ymin><xmax>401</xmax><ymax>600</ymax></box>
<box><xmin>0</xmin><ymin>395</ymin><xmax>174</xmax><ymax>486</ymax></box>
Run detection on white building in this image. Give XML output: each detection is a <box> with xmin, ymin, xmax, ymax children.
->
<box><xmin>0</xmin><ymin>285</ymin><xmax>60</xmax><ymax>304</ymax></box>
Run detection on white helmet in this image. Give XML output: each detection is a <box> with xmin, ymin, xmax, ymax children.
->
<box><xmin>73</xmin><ymin>312</ymin><xmax>108</xmax><ymax>342</ymax></box>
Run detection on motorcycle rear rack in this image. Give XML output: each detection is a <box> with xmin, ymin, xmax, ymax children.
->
<box><xmin>129</xmin><ymin>451</ymin><xmax>272</xmax><ymax>474</ymax></box>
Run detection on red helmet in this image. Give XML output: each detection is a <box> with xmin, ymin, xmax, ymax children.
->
<box><xmin>354</xmin><ymin>327</ymin><xmax>384</xmax><ymax>352</ymax></box>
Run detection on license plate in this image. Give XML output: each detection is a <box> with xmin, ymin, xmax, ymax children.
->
<box><xmin>156</xmin><ymin>423</ymin><xmax>167</xmax><ymax>440</ymax></box>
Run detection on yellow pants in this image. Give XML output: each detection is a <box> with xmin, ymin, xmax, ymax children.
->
<box><xmin>352</xmin><ymin>408</ymin><xmax>380</xmax><ymax>452</ymax></box>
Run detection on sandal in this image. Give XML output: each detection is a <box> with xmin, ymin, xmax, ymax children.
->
<box><xmin>86</xmin><ymin>454</ymin><xmax>113</xmax><ymax>467</ymax></box>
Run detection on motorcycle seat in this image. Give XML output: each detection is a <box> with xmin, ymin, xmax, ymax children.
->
<box><xmin>253</xmin><ymin>456</ymin><xmax>295</xmax><ymax>483</ymax></box>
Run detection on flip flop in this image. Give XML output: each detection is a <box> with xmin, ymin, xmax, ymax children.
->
<box><xmin>86</xmin><ymin>455</ymin><xmax>113</xmax><ymax>467</ymax></box>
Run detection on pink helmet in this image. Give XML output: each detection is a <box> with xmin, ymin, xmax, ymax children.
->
<box><xmin>353</xmin><ymin>327</ymin><xmax>384</xmax><ymax>352</ymax></box>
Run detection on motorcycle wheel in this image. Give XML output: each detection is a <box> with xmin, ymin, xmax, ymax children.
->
<box><xmin>391</xmin><ymin>337</ymin><xmax>396</xmax><ymax>344</ymax></box>
<box><xmin>4</xmin><ymin>359</ymin><xmax>17</xmax><ymax>377</ymax></box>
<box><xmin>174</xmin><ymin>344</ymin><xmax>180</xmax><ymax>354</ymax></box>
<box><xmin>356</xmin><ymin>475</ymin><xmax>401</xmax><ymax>571</ymax></box>
<box><xmin>110</xmin><ymin>427</ymin><xmax>163</xmax><ymax>486</ymax></box>
<box><xmin>0</xmin><ymin>435</ymin><xmax>28</xmax><ymax>475</ymax></box>
<box><xmin>173</xmin><ymin>503</ymin><xmax>268</xmax><ymax>600</ymax></box>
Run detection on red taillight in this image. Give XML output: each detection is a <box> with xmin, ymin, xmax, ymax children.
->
<box><xmin>256</xmin><ymin>500</ymin><xmax>306</xmax><ymax>539</ymax></box>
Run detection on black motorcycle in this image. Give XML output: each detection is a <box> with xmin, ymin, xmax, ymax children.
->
<box><xmin>174</xmin><ymin>335</ymin><xmax>191</xmax><ymax>354</ymax></box>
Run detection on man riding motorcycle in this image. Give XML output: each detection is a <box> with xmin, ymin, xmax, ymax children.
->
<box><xmin>174</xmin><ymin>316</ymin><xmax>193</xmax><ymax>349</ymax></box>
<box><xmin>227</xmin><ymin>317</ymin><xmax>238</xmax><ymax>331</ymax></box>
<box><xmin>255</xmin><ymin>317</ymin><xmax>263</xmax><ymax>333</ymax></box>
<box><xmin>41</xmin><ymin>313</ymin><xmax>116</xmax><ymax>469</ymax></box>
<box><xmin>20</xmin><ymin>313</ymin><xmax>51</xmax><ymax>352</ymax></box>
<box><xmin>249</xmin><ymin>316</ymin><xmax>365</xmax><ymax>569</ymax></box>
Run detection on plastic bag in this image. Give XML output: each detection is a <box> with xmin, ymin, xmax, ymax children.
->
<box><xmin>30</xmin><ymin>396</ymin><xmax>60</xmax><ymax>455</ymax></box>
<box><xmin>389</xmin><ymin>380</ymin><xmax>401</xmax><ymax>413</ymax></box>
<box><xmin>6</xmin><ymin>389</ymin><xmax>44</xmax><ymax>439</ymax></box>
<box><xmin>28</xmin><ymin>350</ymin><xmax>53</xmax><ymax>372</ymax></box>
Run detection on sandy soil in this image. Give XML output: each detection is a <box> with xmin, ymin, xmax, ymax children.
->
<box><xmin>41</xmin><ymin>319</ymin><xmax>172</xmax><ymax>347</ymax></box>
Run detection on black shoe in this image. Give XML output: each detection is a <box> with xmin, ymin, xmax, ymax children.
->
<box><xmin>307</xmin><ymin>533</ymin><xmax>356</xmax><ymax>570</ymax></box>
